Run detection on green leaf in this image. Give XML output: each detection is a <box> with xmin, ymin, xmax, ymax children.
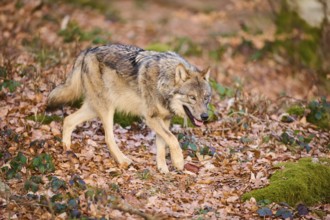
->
<box><xmin>188</xmin><ymin>143</ymin><xmax>198</xmax><ymax>152</ymax></box>
<box><xmin>50</xmin><ymin>176</ymin><xmax>67</xmax><ymax>192</ymax></box>
<box><xmin>39</xmin><ymin>165</ymin><xmax>46</xmax><ymax>174</ymax></box>
<box><xmin>275</xmin><ymin>208</ymin><xmax>292</xmax><ymax>219</ymax></box>
<box><xmin>17</xmin><ymin>152</ymin><xmax>27</xmax><ymax>164</ymax></box>
<box><xmin>280</xmin><ymin>132</ymin><xmax>295</xmax><ymax>145</ymax></box>
<box><xmin>52</xmin><ymin>203</ymin><xmax>67</xmax><ymax>214</ymax></box>
<box><xmin>296</xmin><ymin>204</ymin><xmax>309</xmax><ymax>216</ymax></box>
<box><xmin>257</xmin><ymin>207</ymin><xmax>272</xmax><ymax>217</ymax></box>
<box><xmin>24</xmin><ymin>180</ymin><xmax>39</xmax><ymax>193</ymax></box>
<box><xmin>257</xmin><ymin>199</ymin><xmax>272</xmax><ymax>206</ymax></box>
<box><xmin>177</xmin><ymin>133</ymin><xmax>185</xmax><ymax>141</ymax></box>
<box><xmin>51</xmin><ymin>194</ymin><xmax>64</xmax><ymax>202</ymax></box>
<box><xmin>32</xmin><ymin>157</ymin><xmax>41</xmax><ymax>167</ymax></box>
<box><xmin>31</xmin><ymin>154</ymin><xmax>55</xmax><ymax>174</ymax></box>
<box><xmin>67</xmin><ymin>199</ymin><xmax>78</xmax><ymax>210</ymax></box>
<box><xmin>315</xmin><ymin>111</ymin><xmax>322</xmax><ymax>120</ymax></box>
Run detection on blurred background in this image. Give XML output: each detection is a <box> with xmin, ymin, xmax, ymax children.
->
<box><xmin>0</xmin><ymin>0</ymin><xmax>329</xmax><ymax>100</ymax></box>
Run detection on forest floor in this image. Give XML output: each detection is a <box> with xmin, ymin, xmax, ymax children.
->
<box><xmin>0</xmin><ymin>0</ymin><xmax>329</xmax><ymax>219</ymax></box>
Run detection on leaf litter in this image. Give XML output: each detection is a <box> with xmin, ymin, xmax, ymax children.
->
<box><xmin>0</xmin><ymin>0</ymin><xmax>329</xmax><ymax>219</ymax></box>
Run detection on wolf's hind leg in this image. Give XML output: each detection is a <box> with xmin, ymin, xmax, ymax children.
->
<box><xmin>62</xmin><ymin>102</ymin><xmax>97</xmax><ymax>150</ymax></box>
<box><xmin>99</xmin><ymin>107</ymin><xmax>132</xmax><ymax>168</ymax></box>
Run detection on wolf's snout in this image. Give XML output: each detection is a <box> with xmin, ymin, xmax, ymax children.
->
<box><xmin>200</xmin><ymin>113</ymin><xmax>209</xmax><ymax>121</ymax></box>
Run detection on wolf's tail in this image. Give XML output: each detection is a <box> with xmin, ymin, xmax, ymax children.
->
<box><xmin>47</xmin><ymin>52</ymin><xmax>85</xmax><ymax>108</ymax></box>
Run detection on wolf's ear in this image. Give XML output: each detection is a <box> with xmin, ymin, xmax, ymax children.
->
<box><xmin>175</xmin><ymin>64</ymin><xmax>189</xmax><ymax>84</ymax></box>
<box><xmin>202</xmin><ymin>67</ymin><xmax>210</xmax><ymax>81</ymax></box>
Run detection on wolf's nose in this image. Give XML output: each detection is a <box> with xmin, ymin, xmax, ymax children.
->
<box><xmin>200</xmin><ymin>113</ymin><xmax>209</xmax><ymax>121</ymax></box>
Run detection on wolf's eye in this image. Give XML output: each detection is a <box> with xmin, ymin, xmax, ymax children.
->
<box><xmin>204</xmin><ymin>96</ymin><xmax>209</xmax><ymax>101</ymax></box>
<box><xmin>189</xmin><ymin>95</ymin><xmax>196</xmax><ymax>101</ymax></box>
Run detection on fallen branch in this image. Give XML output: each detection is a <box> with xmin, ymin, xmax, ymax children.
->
<box><xmin>111</xmin><ymin>198</ymin><xmax>161</xmax><ymax>220</ymax></box>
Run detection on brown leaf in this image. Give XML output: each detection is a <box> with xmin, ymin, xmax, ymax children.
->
<box><xmin>184</xmin><ymin>163</ymin><xmax>200</xmax><ymax>173</ymax></box>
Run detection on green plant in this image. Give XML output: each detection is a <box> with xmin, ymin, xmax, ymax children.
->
<box><xmin>58</xmin><ymin>22</ymin><xmax>110</xmax><ymax>44</ymax></box>
<box><xmin>137</xmin><ymin>169</ymin><xmax>151</xmax><ymax>180</ymax></box>
<box><xmin>22</xmin><ymin>37</ymin><xmax>60</xmax><ymax>68</ymax></box>
<box><xmin>209</xmin><ymin>79</ymin><xmax>234</xmax><ymax>99</ymax></box>
<box><xmin>307</xmin><ymin>98</ymin><xmax>330</xmax><ymax>129</ymax></box>
<box><xmin>26</xmin><ymin>114</ymin><xmax>62</xmax><ymax>124</ymax></box>
<box><xmin>114</xmin><ymin>112</ymin><xmax>140</xmax><ymax>127</ymax></box>
<box><xmin>0</xmin><ymin>79</ymin><xmax>21</xmax><ymax>93</ymax></box>
<box><xmin>0</xmin><ymin>66</ymin><xmax>21</xmax><ymax>92</ymax></box>
<box><xmin>173</xmin><ymin>37</ymin><xmax>202</xmax><ymax>56</ymax></box>
<box><xmin>287</xmin><ymin>104</ymin><xmax>305</xmax><ymax>117</ymax></box>
<box><xmin>279</xmin><ymin>130</ymin><xmax>314</xmax><ymax>153</ymax></box>
<box><xmin>145</xmin><ymin>42</ymin><xmax>172</xmax><ymax>52</ymax></box>
<box><xmin>49</xmin><ymin>176</ymin><xmax>67</xmax><ymax>192</ymax></box>
<box><xmin>31</xmin><ymin>153</ymin><xmax>55</xmax><ymax>174</ymax></box>
<box><xmin>178</xmin><ymin>133</ymin><xmax>215</xmax><ymax>157</ymax></box>
<box><xmin>2</xmin><ymin>152</ymin><xmax>27</xmax><ymax>179</ymax></box>
<box><xmin>24</xmin><ymin>176</ymin><xmax>43</xmax><ymax>193</ymax></box>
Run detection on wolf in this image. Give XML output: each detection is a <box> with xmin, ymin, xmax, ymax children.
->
<box><xmin>48</xmin><ymin>43</ymin><xmax>211</xmax><ymax>173</ymax></box>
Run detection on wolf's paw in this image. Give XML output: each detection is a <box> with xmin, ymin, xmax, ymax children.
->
<box><xmin>171</xmin><ymin>149</ymin><xmax>184</xmax><ymax>170</ymax></box>
<box><xmin>157</xmin><ymin>164</ymin><xmax>169</xmax><ymax>174</ymax></box>
<box><xmin>118</xmin><ymin>156</ymin><xmax>133</xmax><ymax>169</ymax></box>
<box><xmin>62</xmin><ymin>140</ymin><xmax>71</xmax><ymax>151</ymax></box>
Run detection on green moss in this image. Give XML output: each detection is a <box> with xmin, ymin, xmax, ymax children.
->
<box><xmin>286</xmin><ymin>105</ymin><xmax>305</xmax><ymax>117</ymax></box>
<box><xmin>242</xmin><ymin>158</ymin><xmax>330</xmax><ymax>206</ymax></box>
<box><xmin>272</xmin><ymin>0</ymin><xmax>322</xmax><ymax>70</ymax></box>
<box><xmin>26</xmin><ymin>114</ymin><xmax>62</xmax><ymax>124</ymax></box>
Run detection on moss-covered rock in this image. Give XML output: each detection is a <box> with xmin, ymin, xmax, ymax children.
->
<box><xmin>242</xmin><ymin>158</ymin><xmax>330</xmax><ymax>206</ymax></box>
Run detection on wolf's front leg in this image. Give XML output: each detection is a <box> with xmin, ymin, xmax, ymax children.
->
<box><xmin>155</xmin><ymin>134</ymin><xmax>169</xmax><ymax>173</ymax></box>
<box><xmin>146</xmin><ymin>117</ymin><xmax>184</xmax><ymax>171</ymax></box>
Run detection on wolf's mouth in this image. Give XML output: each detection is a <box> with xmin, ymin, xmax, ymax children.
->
<box><xmin>183</xmin><ymin>105</ymin><xmax>203</xmax><ymax>127</ymax></box>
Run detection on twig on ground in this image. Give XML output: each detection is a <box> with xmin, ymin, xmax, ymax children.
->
<box><xmin>111</xmin><ymin>198</ymin><xmax>160</xmax><ymax>220</ymax></box>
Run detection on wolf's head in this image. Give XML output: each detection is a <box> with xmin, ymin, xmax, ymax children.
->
<box><xmin>170</xmin><ymin>64</ymin><xmax>212</xmax><ymax>127</ymax></box>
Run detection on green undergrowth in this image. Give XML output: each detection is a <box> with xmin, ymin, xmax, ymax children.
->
<box><xmin>26</xmin><ymin>114</ymin><xmax>62</xmax><ymax>125</ymax></box>
<box><xmin>145</xmin><ymin>37</ymin><xmax>203</xmax><ymax>56</ymax></box>
<box><xmin>54</xmin><ymin>0</ymin><xmax>121</xmax><ymax>21</ymax></box>
<box><xmin>0</xmin><ymin>66</ymin><xmax>21</xmax><ymax>93</ymax></box>
<box><xmin>286</xmin><ymin>98</ymin><xmax>330</xmax><ymax>130</ymax></box>
<box><xmin>22</xmin><ymin>37</ymin><xmax>60</xmax><ymax>68</ymax></box>
<box><xmin>145</xmin><ymin>43</ymin><xmax>172</xmax><ymax>52</ymax></box>
<box><xmin>307</xmin><ymin>98</ymin><xmax>330</xmax><ymax>130</ymax></box>
<box><xmin>58</xmin><ymin>21</ymin><xmax>110</xmax><ymax>44</ymax></box>
<box><xmin>114</xmin><ymin>112</ymin><xmax>140</xmax><ymax>128</ymax></box>
<box><xmin>242</xmin><ymin>158</ymin><xmax>330</xmax><ymax>206</ymax></box>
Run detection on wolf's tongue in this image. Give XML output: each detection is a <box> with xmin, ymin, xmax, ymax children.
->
<box><xmin>194</xmin><ymin>118</ymin><xmax>204</xmax><ymax>127</ymax></box>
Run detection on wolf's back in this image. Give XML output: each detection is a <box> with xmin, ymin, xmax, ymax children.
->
<box><xmin>47</xmin><ymin>52</ymin><xmax>85</xmax><ymax>108</ymax></box>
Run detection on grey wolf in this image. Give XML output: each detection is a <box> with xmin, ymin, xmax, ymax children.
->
<box><xmin>48</xmin><ymin>44</ymin><xmax>211</xmax><ymax>173</ymax></box>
